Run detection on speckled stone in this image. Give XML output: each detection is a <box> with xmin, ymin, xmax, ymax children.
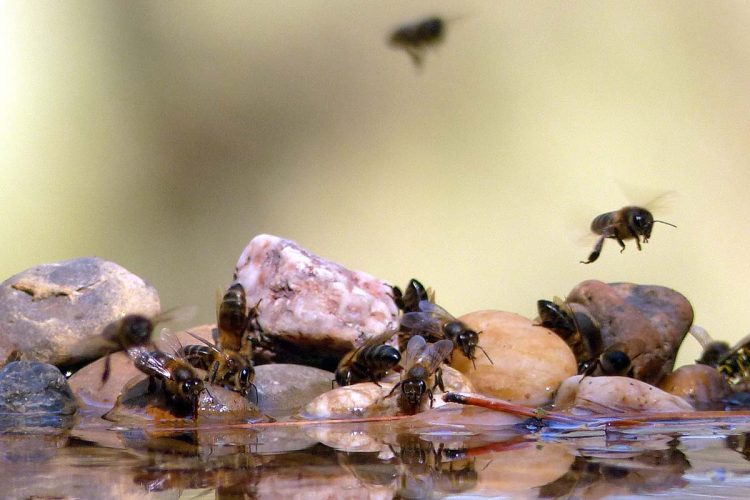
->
<box><xmin>0</xmin><ymin>361</ymin><xmax>77</xmax><ymax>415</ymax></box>
<box><xmin>554</xmin><ymin>375</ymin><xmax>694</xmax><ymax>413</ymax></box>
<box><xmin>566</xmin><ymin>280</ymin><xmax>693</xmax><ymax>385</ymax></box>
<box><xmin>0</xmin><ymin>257</ymin><xmax>160</xmax><ymax>363</ymax></box>
<box><xmin>234</xmin><ymin>234</ymin><xmax>399</xmax><ymax>369</ymax></box>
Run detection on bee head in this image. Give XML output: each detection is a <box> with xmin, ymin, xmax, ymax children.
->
<box><xmin>122</xmin><ymin>315</ymin><xmax>153</xmax><ymax>347</ymax></box>
<box><xmin>402</xmin><ymin>378</ymin><xmax>427</xmax><ymax>407</ymax></box>
<box><xmin>182</xmin><ymin>378</ymin><xmax>204</xmax><ymax>399</ymax></box>
<box><xmin>600</xmin><ymin>350</ymin><xmax>631</xmax><ymax>375</ymax></box>
<box><xmin>334</xmin><ymin>368</ymin><xmax>350</xmax><ymax>387</ymax></box>
<box><xmin>627</xmin><ymin>207</ymin><xmax>655</xmax><ymax>239</ymax></box>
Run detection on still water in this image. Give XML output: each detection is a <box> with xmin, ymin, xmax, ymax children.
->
<box><xmin>2</xmin><ymin>406</ymin><xmax>750</xmax><ymax>499</ymax></box>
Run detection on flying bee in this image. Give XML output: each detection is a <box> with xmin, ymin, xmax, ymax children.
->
<box><xmin>717</xmin><ymin>332</ymin><xmax>750</xmax><ymax>386</ymax></box>
<box><xmin>580</xmin><ymin>205</ymin><xmax>676</xmax><ymax>264</ymax></box>
<box><xmin>131</xmin><ymin>329</ymin><xmax>206</xmax><ymax>418</ymax></box>
<box><xmin>334</xmin><ymin>329</ymin><xmax>401</xmax><ymax>388</ymax></box>
<box><xmin>389</xmin><ymin>16</ymin><xmax>445</xmax><ymax>67</ymax></box>
<box><xmin>387</xmin><ymin>335</ymin><xmax>454</xmax><ymax>414</ymax></box>
<box><xmin>400</xmin><ymin>300</ymin><xmax>492</xmax><ymax>368</ymax></box>
<box><xmin>52</xmin><ymin>309</ymin><xmax>185</xmax><ymax>382</ymax></box>
<box><xmin>536</xmin><ymin>297</ymin><xmax>603</xmax><ymax>363</ymax></box>
<box><xmin>183</xmin><ymin>331</ymin><xmax>256</xmax><ymax>400</ymax></box>
<box><xmin>392</xmin><ymin>278</ymin><xmax>434</xmax><ymax>313</ymax></box>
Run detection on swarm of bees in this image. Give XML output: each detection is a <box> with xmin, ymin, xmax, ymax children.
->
<box><xmin>580</xmin><ymin>204</ymin><xmax>676</xmax><ymax>264</ymax></box>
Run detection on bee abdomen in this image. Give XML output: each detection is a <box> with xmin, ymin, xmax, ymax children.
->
<box><xmin>360</xmin><ymin>344</ymin><xmax>401</xmax><ymax>371</ymax></box>
<box><xmin>590</xmin><ymin>212</ymin><xmax>615</xmax><ymax>234</ymax></box>
<box><xmin>182</xmin><ymin>345</ymin><xmax>212</xmax><ymax>370</ymax></box>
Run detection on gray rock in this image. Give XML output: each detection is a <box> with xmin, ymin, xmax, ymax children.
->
<box><xmin>0</xmin><ymin>361</ymin><xmax>77</xmax><ymax>415</ymax></box>
<box><xmin>254</xmin><ymin>363</ymin><xmax>335</xmax><ymax>416</ymax></box>
<box><xmin>0</xmin><ymin>257</ymin><xmax>160</xmax><ymax>363</ymax></box>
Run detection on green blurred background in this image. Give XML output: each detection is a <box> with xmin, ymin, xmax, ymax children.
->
<box><xmin>2</xmin><ymin>1</ymin><xmax>749</xmax><ymax>367</ymax></box>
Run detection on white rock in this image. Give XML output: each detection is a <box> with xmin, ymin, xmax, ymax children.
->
<box><xmin>234</xmin><ymin>234</ymin><xmax>399</xmax><ymax>361</ymax></box>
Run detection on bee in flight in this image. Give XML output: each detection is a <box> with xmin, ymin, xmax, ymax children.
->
<box><xmin>183</xmin><ymin>331</ymin><xmax>256</xmax><ymax>401</ymax></box>
<box><xmin>131</xmin><ymin>328</ymin><xmax>207</xmax><ymax>418</ymax></box>
<box><xmin>400</xmin><ymin>300</ymin><xmax>492</xmax><ymax>368</ymax></box>
<box><xmin>580</xmin><ymin>205</ymin><xmax>676</xmax><ymax>264</ymax></box>
<box><xmin>389</xmin><ymin>16</ymin><xmax>445</xmax><ymax>67</ymax></box>
<box><xmin>52</xmin><ymin>309</ymin><xmax>184</xmax><ymax>382</ymax></box>
<box><xmin>334</xmin><ymin>329</ymin><xmax>401</xmax><ymax>387</ymax></box>
<box><xmin>536</xmin><ymin>297</ymin><xmax>603</xmax><ymax>364</ymax></box>
<box><xmin>387</xmin><ymin>335</ymin><xmax>453</xmax><ymax>414</ymax></box>
<box><xmin>392</xmin><ymin>278</ymin><xmax>434</xmax><ymax>314</ymax></box>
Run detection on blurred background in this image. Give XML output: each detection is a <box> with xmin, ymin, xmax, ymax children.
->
<box><xmin>2</xmin><ymin>1</ymin><xmax>749</xmax><ymax>367</ymax></box>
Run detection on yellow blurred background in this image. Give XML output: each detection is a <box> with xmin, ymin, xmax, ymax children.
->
<box><xmin>2</xmin><ymin>1</ymin><xmax>749</xmax><ymax>367</ymax></box>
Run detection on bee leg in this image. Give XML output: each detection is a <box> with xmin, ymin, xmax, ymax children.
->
<box><xmin>434</xmin><ymin>368</ymin><xmax>446</xmax><ymax>393</ymax></box>
<box><xmin>580</xmin><ymin>236</ymin><xmax>605</xmax><ymax>264</ymax></box>
<box><xmin>207</xmin><ymin>360</ymin><xmax>220</xmax><ymax>384</ymax></box>
<box><xmin>101</xmin><ymin>354</ymin><xmax>111</xmax><ymax>385</ymax></box>
<box><xmin>406</xmin><ymin>47</ymin><xmax>424</xmax><ymax>67</ymax></box>
<box><xmin>147</xmin><ymin>376</ymin><xmax>157</xmax><ymax>394</ymax></box>
<box><xmin>386</xmin><ymin>382</ymin><xmax>402</xmax><ymax>399</ymax></box>
<box><xmin>427</xmin><ymin>388</ymin><xmax>435</xmax><ymax>408</ymax></box>
<box><xmin>614</xmin><ymin>232</ymin><xmax>627</xmax><ymax>253</ymax></box>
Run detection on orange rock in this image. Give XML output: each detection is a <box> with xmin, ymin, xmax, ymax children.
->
<box><xmin>452</xmin><ymin>311</ymin><xmax>577</xmax><ymax>406</ymax></box>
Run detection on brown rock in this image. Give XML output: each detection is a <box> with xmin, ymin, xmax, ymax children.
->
<box><xmin>452</xmin><ymin>311</ymin><xmax>577</xmax><ymax>406</ymax></box>
<box><xmin>0</xmin><ymin>257</ymin><xmax>160</xmax><ymax>363</ymax></box>
<box><xmin>659</xmin><ymin>364</ymin><xmax>732</xmax><ymax>409</ymax></box>
<box><xmin>566</xmin><ymin>280</ymin><xmax>693</xmax><ymax>385</ymax></box>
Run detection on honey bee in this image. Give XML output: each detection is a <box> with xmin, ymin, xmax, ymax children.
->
<box><xmin>389</xmin><ymin>16</ymin><xmax>445</xmax><ymax>67</ymax></box>
<box><xmin>131</xmin><ymin>330</ymin><xmax>206</xmax><ymax>418</ymax></box>
<box><xmin>334</xmin><ymin>329</ymin><xmax>401</xmax><ymax>387</ymax></box>
<box><xmin>717</xmin><ymin>332</ymin><xmax>750</xmax><ymax>386</ymax></box>
<box><xmin>578</xmin><ymin>341</ymin><xmax>644</xmax><ymax>378</ymax></box>
<box><xmin>216</xmin><ymin>283</ymin><xmax>249</xmax><ymax>352</ymax></box>
<box><xmin>183</xmin><ymin>331</ymin><xmax>256</xmax><ymax>400</ymax></box>
<box><xmin>580</xmin><ymin>205</ymin><xmax>676</xmax><ymax>264</ymax></box>
<box><xmin>400</xmin><ymin>300</ymin><xmax>492</xmax><ymax>368</ymax></box>
<box><xmin>53</xmin><ymin>310</ymin><xmax>180</xmax><ymax>382</ymax></box>
<box><xmin>387</xmin><ymin>335</ymin><xmax>453</xmax><ymax>414</ymax></box>
<box><xmin>536</xmin><ymin>297</ymin><xmax>603</xmax><ymax>363</ymax></box>
<box><xmin>392</xmin><ymin>278</ymin><xmax>434</xmax><ymax>313</ymax></box>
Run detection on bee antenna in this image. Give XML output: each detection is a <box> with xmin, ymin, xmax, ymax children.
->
<box><xmin>653</xmin><ymin>220</ymin><xmax>677</xmax><ymax>228</ymax></box>
<box><xmin>477</xmin><ymin>345</ymin><xmax>494</xmax><ymax>365</ymax></box>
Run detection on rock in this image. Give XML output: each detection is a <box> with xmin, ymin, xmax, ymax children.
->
<box><xmin>566</xmin><ymin>280</ymin><xmax>693</xmax><ymax>385</ymax></box>
<box><xmin>554</xmin><ymin>375</ymin><xmax>695</xmax><ymax>413</ymax></box>
<box><xmin>68</xmin><ymin>324</ymin><xmax>215</xmax><ymax>412</ymax></box>
<box><xmin>299</xmin><ymin>365</ymin><xmax>473</xmax><ymax>419</ymax></box>
<box><xmin>103</xmin><ymin>373</ymin><xmax>268</xmax><ymax>424</ymax></box>
<box><xmin>233</xmin><ymin>234</ymin><xmax>399</xmax><ymax>370</ymax></box>
<box><xmin>659</xmin><ymin>364</ymin><xmax>732</xmax><ymax>409</ymax></box>
<box><xmin>0</xmin><ymin>361</ymin><xmax>77</xmax><ymax>415</ymax></box>
<box><xmin>452</xmin><ymin>311</ymin><xmax>577</xmax><ymax>406</ymax></box>
<box><xmin>0</xmin><ymin>257</ymin><xmax>160</xmax><ymax>363</ymax></box>
<box><xmin>471</xmin><ymin>443</ymin><xmax>574</xmax><ymax>495</ymax></box>
<box><xmin>255</xmin><ymin>364</ymin><xmax>335</xmax><ymax>416</ymax></box>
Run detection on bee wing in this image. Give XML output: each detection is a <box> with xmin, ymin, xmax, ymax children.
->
<box><xmin>358</xmin><ymin>328</ymin><xmax>399</xmax><ymax>349</ymax></box>
<box><xmin>403</xmin><ymin>335</ymin><xmax>428</xmax><ymax>371</ymax></box>
<box><xmin>128</xmin><ymin>346</ymin><xmax>172</xmax><ymax>379</ymax></box>
<box><xmin>184</xmin><ymin>330</ymin><xmax>223</xmax><ymax>355</ymax></box>
<box><xmin>617</xmin><ymin>181</ymin><xmax>677</xmax><ymax>213</ymax></box>
<box><xmin>416</xmin><ymin>339</ymin><xmax>454</xmax><ymax>373</ymax></box>
<box><xmin>400</xmin><ymin>312</ymin><xmax>444</xmax><ymax>335</ymax></box>
<box><xmin>416</xmin><ymin>300</ymin><xmax>455</xmax><ymax>320</ymax></box>
<box><xmin>155</xmin><ymin>328</ymin><xmax>184</xmax><ymax>358</ymax></box>
<box><xmin>722</xmin><ymin>332</ymin><xmax>750</xmax><ymax>361</ymax></box>
<box><xmin>152</xmin><ymin>305</ymin><xmax>197</xmax><ymax>327</ymax></box>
